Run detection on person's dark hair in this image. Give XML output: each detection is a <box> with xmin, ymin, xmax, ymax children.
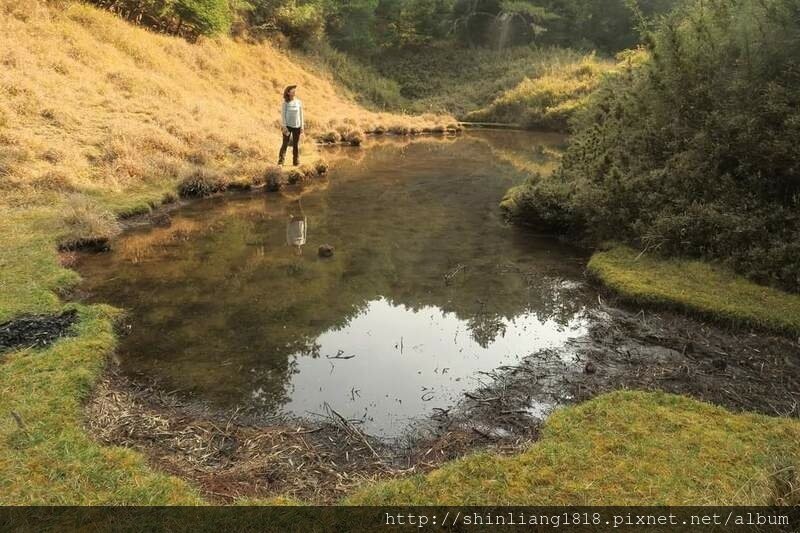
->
<box><xmin>283</xmin><ymin>85</ymin><xmax>297</xmax><ymax>102</ymax></box>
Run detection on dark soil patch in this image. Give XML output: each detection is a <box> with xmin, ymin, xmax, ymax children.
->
<box><xmin>0</xmin><ymin>309</ymin><xmax>78</xmax><ymax>354</ymax></box>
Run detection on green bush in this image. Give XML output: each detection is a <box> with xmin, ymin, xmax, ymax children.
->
<box><xmin>89</xmin><ymin>0</ymin><xmax>233</xmax><ymax>36</ymax></box>
<box><xmin>173</xmin><ymin>0</ymin><xmax>232</xmax><ymax>35</ymax></box>
<box><xmin>275</xmin><ymin>1</ymin><xmax>325</xmax><ymax>47</ymax></box>
<box><xmin>511</xmin><ymin>0</ymin><xmax>800</xmax><ymax>292</ymax></box>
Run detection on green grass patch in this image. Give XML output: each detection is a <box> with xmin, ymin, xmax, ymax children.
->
<box><xmin>0</xmin><ymin>202</ymin><xmax>201</xmax><ymax>504</ymax></box>
<box><xmin>588</xmin><ymin>245</ymin><xmax>800</xmax><ymax>335</ymax></box>
<box><xmin>347</xmin><ymin>390</ymin><xmax>800</xmax><ymax>505</ymax></box>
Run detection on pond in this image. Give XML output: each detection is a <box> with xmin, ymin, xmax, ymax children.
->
<box><xmin>76</xmin><ymin>131</ymin><xmax>594</xmax><ymax>438</ymax></box>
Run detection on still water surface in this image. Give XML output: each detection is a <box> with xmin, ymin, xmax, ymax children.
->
<box><xmin>77</xmin><ymin>132</ymin><xmax>593</xmax><ymax>437</ymax></box>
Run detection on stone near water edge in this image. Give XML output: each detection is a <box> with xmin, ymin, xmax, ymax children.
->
<box><xmin>318</xmin><ymin>244</ymin><xmax>334</xmax><ymax>258</ymax></box>
<box><xmin>152</xmin><ymin>212</ymin><xmax>172</xmax><ymax>227</ymax></box>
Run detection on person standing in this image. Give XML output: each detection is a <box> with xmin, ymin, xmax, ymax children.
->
<box><xmin>279</xmin><ymin>85</ymin><xmax>304</xmax><ymax>166</ymax></box>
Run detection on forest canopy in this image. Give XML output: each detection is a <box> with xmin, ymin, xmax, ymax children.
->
<box><xmin>87</xmin><ymin>0</ymin><xmax>677</xmax><ymax>51</ymax></box>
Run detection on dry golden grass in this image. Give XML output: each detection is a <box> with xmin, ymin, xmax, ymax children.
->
<box><xmin>0</xmin><ymin>0</ymin><xmax>450</xmax><ymax>222</ymax></box>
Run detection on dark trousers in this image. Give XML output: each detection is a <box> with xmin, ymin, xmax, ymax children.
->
<box><xmin>279</xmin><ymin>127</ymin><xmax>301</xmax><ymax>165</ymax></box>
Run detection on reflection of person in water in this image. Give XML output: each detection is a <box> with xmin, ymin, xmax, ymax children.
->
<box><xmin>286</xmin><ymin>200</ymin><xmax>307</xmax><ymax>256</ymax></box>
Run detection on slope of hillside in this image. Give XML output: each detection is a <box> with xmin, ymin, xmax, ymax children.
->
<box><xmin>0</xmin><ymin>1</ymin><xmax>448</xmax><ymax>210</ymax></box>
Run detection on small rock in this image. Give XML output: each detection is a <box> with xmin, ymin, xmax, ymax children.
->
<box><xmin>152</xmin><ymin>212</ymin><xmax>172</xmax><ymax>227</ymax></box>
<box><xmin>265</xmin><ymin>173</ymin><xmax>288</xmax><ymax>192</ymax></box>
<box><xmin>584</xmin><ymin>361</ymin><xmax>596</xmax><ymax>374</ymax></box>
<box><xmin>318</xmin><ymin>244</ymin><xmax>334</xmax><ymax>258</ymax></box>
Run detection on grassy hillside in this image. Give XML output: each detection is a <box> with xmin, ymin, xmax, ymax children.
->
<box><xmin>352</xmin><ymin>45</ymin><xmax>613</xmax><ymax>130</ymax></box>
<box><xmin>0</xmin><ymin>1</ymin><xmax>448</xmax><ymax>214</ymax></box>
<box><xmin>463</xmin><ymin>54</ymin><xmax>614</xmax><ymax>131</ymax></box>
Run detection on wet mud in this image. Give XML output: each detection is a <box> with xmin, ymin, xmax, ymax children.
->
<box><xmin>434</xmin><ymin>299</ymin><xmax>800</xmax><ymax>446</ymax></box>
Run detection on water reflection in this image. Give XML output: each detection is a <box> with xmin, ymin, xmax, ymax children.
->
<box><xmin>285</xmin><ymin>200</ymin><xmax>307</xmax><ymax>256</ymax></box>
<box><xmin>76</xmin><ymin>131</ymin><xmax>592</xmax><ymax>437</ymax></box>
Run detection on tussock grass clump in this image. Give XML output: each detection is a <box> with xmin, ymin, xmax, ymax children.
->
<box><xmin>262</xmin><ymin>165</ymin><xmax>286</xmax><ymax>191</ymax></box>
<box><xmin>313</xmin><ymin>160</ymin><xmax>329</xmax><ymax>175</ymax></box>
<box><xmin>588</xmin><ymin>246</ymin><xmax>800</xmax><ymax>335</ymax></box>
<box><xmin>58</xmin><ymin>195</ymin><xmax>121</xmax><ymax>250</ymax></box>
<box><xmin>341</xmin><ymin>129</ymin><xmax>365</xmax><ymax>146</ymax></box>
<box><xmin>177</xmin><ymin>169</ymin><xmax>228</xmax><ymax>198</ymax></box>
<box><xmin>318</xmin><ymin>131</ymin><xmax>341</xmax><ymax>144</ymax></box>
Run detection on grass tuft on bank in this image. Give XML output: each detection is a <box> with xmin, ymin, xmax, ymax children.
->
<box><xmin>589</xmin><ymin>246</ymin><xmax>800</xmax><ymax>335</ymax></box>
<box><xmin>347</xmin><ymin>390</ymin><xmax>800</xmax><ymax>505</ymax></box>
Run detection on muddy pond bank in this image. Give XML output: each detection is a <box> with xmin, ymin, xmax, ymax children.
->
<box><xmin>86</xmin><ymin>295</ymin><xmax>800</xmax><ymax>503</ymax></box>
<box><xmin>75</xmin><ymin>131</ymin><xmax>800</xmax><ymax>502</ymax></box>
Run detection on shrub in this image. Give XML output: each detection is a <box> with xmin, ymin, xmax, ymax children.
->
<box><xmin>89</xmin><ymin>0</ymin><xmax>233</xmax><ymax>37</ymax></box>
<box><xmin>274</xmin><ymin>2</ymin><xmax>324</xmax><ymax>48</ymax></box>
<box><xmin>511</xmin><ymin>0</ymin><xmax>800</xmax><ymax>292</ymax></box>
<box><xmin>173</xmin><ymin>0</ymin><xmax>233</xmax><ymax>36</ymax></box>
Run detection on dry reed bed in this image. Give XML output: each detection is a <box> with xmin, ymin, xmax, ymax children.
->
<box><xmin>86</xmin><ymin>371</ymin><xmax>517</xmax><ymax>503</ymax></box>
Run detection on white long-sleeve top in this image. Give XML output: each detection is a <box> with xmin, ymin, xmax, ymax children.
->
<box><xmin>282</xmin><ymin>99</ymin><xmax>304</xmax><ymax>129</ymax></box>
